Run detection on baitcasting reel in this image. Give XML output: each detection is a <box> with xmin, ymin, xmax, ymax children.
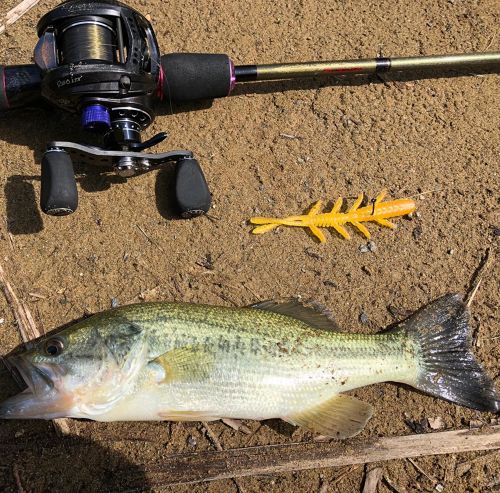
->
<box><xmin>1</xmin><ymin>0</ymin><xmax>227</xmax><ymax>217</ymax></box>
<box><xmin>1</xmin><ymin>0</ymin><xmax>499</xmax><ymax>218</ymax></box>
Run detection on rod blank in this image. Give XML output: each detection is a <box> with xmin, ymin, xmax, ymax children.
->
<box><xmin>235</xmin><ymin>51</ymin><xmax>500</xmax><ymax>82</ymax></box>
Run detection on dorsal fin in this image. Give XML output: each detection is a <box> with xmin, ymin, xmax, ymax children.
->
<box><xmin>251</xmin><ymin>299</ymin><xmax>339</xmax><ymax>331</ymax></box>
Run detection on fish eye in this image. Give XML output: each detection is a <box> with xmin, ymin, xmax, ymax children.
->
<box><xmin>45</xmin><ymin>338</ymin><xmax>64</xmax><ymax>356</ymax></box>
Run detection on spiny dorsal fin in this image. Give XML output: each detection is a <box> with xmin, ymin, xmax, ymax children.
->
<box><xmin>285</xmin><ymin>394</ymin><xmax>373</xmax><ymax>439</ymax></box>
<box><xmin>251</xmin><ymin>299</ymin><xmax>339</xmax><ymax>331</ymax></box>
<box><xmin>151</xmin><ymin>346</ymin><xmax>215</xmax><ymax>384</ymax></box>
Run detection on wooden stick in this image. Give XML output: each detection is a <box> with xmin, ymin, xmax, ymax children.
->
<box><xmin>144</xmin><ymin>426</ymin><xmax>500</xmax><ymax>485</ymax></box>
<box><xmin>0</xmin><ymin>0</ymin><xmax>41</xmax><ymax>34</ymax></box>
<box><xmin>12</xmin><ymin>464</ymin><xmax>25</xmax><ymax>493</ymax></box>
<box><xmin>362</xmin><ymin>466</ymin><xmax>383</xmax><ymax>493</ymax></box>
<box><xmin>0</xmin><ymin>262</ymin><xmax>41</xmax><ymax>343</ymax></box>
<box><xmin>464</xmin><ymin>247</ymin><xmax>493</xmax><ymax>308</ymax></box>
<box><xmin>202</xmin><ymin>422</ymin><xmax>247</xmax><ymax>493</ymax></box>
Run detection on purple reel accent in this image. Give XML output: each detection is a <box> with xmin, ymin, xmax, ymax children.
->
<box><xmin>81</xmin><ymin>104</ymin><xmax>111</xmax><ymax>131</ymax></box>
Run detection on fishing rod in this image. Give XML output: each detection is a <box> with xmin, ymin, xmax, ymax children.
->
<box><xmin>1</xmin><ymin>0</ymin><xmax>499</xmax><ymax>218</ymax></box>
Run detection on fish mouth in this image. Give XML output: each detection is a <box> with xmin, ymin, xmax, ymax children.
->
<box><xmin>0</xmin><ymin>355</ymin><xmax>71</xmax><ymax>420</ymax></box>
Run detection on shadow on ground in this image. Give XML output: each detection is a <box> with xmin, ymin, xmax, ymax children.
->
<box><xmin>0</xmin><ymin>367</ymin><xmax>150</xmax><ymax>493</ymax></box>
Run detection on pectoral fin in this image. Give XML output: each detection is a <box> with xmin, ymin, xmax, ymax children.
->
<box><xmin>285</xmin><ymin>394</ymin><xmax>373</xmax><ymax>439</ymax></box>
<box><xmin>151</xmin><ymin>346</ymin><xmax>215</xmax><ymax>384</ymax></box>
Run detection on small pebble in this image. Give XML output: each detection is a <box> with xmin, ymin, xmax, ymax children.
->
<box><xmin>359</xmin><ymin>311</ymin><xmax>369</xmax><ymax>324</ymax></box>
<box><xmin>413</xmin><ymin>226</ymin><xmax>422</xmax><ymax>241</ymax></box>
<box><xmin>405</xmin><ymin>417</ymin><xmax>428</xmax><ymax>434</ymax></box>
<box><xmin>435</xmin><ymin>484</ymin><xmax>444</xmax><ymax>492</ymax></box>
<box><xmin>447</xmin><ymin>248</ymin><xmax>454</xmax><ymax>255</ymax></box>
<box><xmin>359</xmin><ymin>241</ymin><xmax>377</xmax><ymax>253</ymax></box>
<box><xmin>187</xmin><ymin>435</ymin><xmax>197</xmax><ymax>447</ymax></box>
<box><xmin>323</xmin><ymin>280</ymin><xmax>337</xmax><ymax>288</ymax></box>
<box><xmin>111</xmin><ymin>298</ymin><xmax>120</xmax><ymax>308</ymax></box>
<box><xmin>427</xmin><ymin>416</ymin><xmax>444</xmax><ymax>430</ymax></box>
<box><xmin>493</xmin><ymin>227</ymin><xmax>500</xmax><ymax>237</ymax></box>
<box><xmin>0</xmin><ymin>318</ymin><xmax>4</xmax><ymax>325</ymax></box>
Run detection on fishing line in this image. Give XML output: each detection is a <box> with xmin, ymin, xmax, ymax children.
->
<box><xmin>60</xmin><ymin>18</ymin><xmax>117</xmax><ymax>64</ymax></box>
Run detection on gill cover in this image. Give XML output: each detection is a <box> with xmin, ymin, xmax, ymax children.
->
<box><xmin>0</xmin><ymin>318</ymin><xmax>147</xmax><ymax>420</ymax></box>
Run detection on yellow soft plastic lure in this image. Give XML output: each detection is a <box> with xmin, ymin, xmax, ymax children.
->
<box><xmin>250</xmin><ymin>190</ymin><xmax>416</xmax><ymax>243</ymax></box>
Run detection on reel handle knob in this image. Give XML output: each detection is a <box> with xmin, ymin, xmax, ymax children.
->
<box><xmin>40</xmin><ymin>150</ymin><xmax>78</xmax><ymax>216</ymax></box>
<box><xmin>175</xmin><ymin>158</ymin><xmax>211</xmax><ymax>218</ymax></box>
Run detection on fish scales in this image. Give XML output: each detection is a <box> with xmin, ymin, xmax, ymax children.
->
<box><xmin>55</xmin><ymin>304</ymin><xmax>417</xmax><ymax>419</ymax></box>
<box><xmin>0</xmin><ymin>295</ymin><xmax>497</xmax><ymax>439</ymax></box>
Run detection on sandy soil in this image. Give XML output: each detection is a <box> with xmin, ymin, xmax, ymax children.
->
<box><xmin>0</xmin><ymin>0</ymin><xmax>499</xmax><ymax>491</ymax></box>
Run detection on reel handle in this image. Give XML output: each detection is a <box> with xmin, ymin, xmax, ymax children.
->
<box><xmin>40</xmin><ymin>150</ymin><xmax>78</xmax><ymax>216</ymax></box>
<box><xmin>0</xmin><ymin>65</ymin><xmax>42</xmax><ymax>110</ymax></box>
<box><xmin>175</xmin><ymin>158</ymin><xmax>212</xmax><ymax>217</ymax></box>
<box><xmin>160</xmin><ymin>53</ymin><xmax>234</xmax><ymax>102</ymax></box>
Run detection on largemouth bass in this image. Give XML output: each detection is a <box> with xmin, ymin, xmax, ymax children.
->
<box><xmin>0</xmin><ymin>294</ymin><xmax>498</xmax><ymax>438</ymax></box>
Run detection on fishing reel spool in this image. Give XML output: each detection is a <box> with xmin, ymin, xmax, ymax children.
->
<box><xmin>1</xmin><ymin>0</ymin><xmax>234</xmax><ymax>217</ymax></box>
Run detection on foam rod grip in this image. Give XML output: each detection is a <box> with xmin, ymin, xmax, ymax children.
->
<box><xmin>40</xmin><ymin>150</ymin><xmax>78</xmax><ymax>216</ymax></box>
<box><xmin>0</xmin><ymin>65</ymin><xmax>42</xmax><ymax>110</ymax></box>
<box><xmin>161</xmin><ymin>53</ymin><xmax>232</xmax><ymax>102</ymax></box>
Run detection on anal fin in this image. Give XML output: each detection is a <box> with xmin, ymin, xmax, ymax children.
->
<box><xmin>285</xmin><ymin>394</ymin><xmax>373</xmax><ymax>439</ymax></box>
<box><xmin>158</xmin><ymin>410</ymin><xmax>219</xmax><ymax>421</ymax></box>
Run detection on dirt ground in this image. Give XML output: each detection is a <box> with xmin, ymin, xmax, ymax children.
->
<box><xmin>0</xmin><ymin>0</ymin><xmax>499</xmax><ymax>491</ymax></box>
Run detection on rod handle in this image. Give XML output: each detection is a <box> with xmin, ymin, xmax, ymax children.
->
<box><xmin>0</xmin><ymin>65</ymin><xmax>42</xmax><ymax>110</ymax></box>
<box><xmin>160</xmin><ymin>53</ymin><xmax>234</xmax><ymax>102</ymax></box>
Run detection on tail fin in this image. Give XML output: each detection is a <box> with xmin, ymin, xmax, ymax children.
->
<box><xmin>398</xmin><ymin>294</ymin><xmax>499</xmax><ymax>413</ymax></box>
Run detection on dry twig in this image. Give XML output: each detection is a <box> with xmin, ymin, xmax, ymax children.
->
<box><xmin>383</xmin><ymin>475</ymin><xmax>407</xmax><ymax>493</ymax></box>
<box><xmin>222</xmin><ymin>418</ymin><xmax>252</xmax><ymax>435</ymax></box>
<box><xmin>362</xmin><ymin>466</ymin><xmax>383</xmax><ymax>493</ymax></box>
<box><xmin>318</xmin><ymin>476</ymin><xmax>329</xmax><ymax>493</ymax></box>
<box><xmin>12</xmin><ymin>463</ymin><xmax>25</xmax><ymax>493</ymax></box>
<box><xmin>0</xmin><ymin>262</ymin><xmax>41</xmax><ymax>343</ymax></box>
<box><xmin>464</xmin><ymin>248</ymin><xmax>494</xmax><ymax>308</ymax></box>
<box><xmin>331</xmin><ymin>465</ymin><xmax>359</xmax><ymax>487</ymax></box>
<box><xmin>136</xmin><ymin>225</ymin><xmax>165</xmax><ymax>253</ymax></box>
<box><xmin>0</xmin><ymin>0</ymin><xmax>41</xmax><ymax>34</ymax></box>
<box><xmin>145</xmin><ymin>425</ymin><xmax>500</xmax><ymax>485</ymax></box>
<box><xmin>202</xmin><ymin>422</ymin><xmax>247</xmax><ymax>493</ymax></box>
